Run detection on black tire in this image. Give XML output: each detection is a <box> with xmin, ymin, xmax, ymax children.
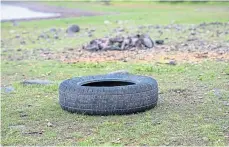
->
<box><xmin>59</xmin><ymin>74</ymin><xmax>158</xmax><ymax>115</ymax></box>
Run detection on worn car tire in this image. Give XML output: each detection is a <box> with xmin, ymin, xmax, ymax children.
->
<box><xmin>59</xmin><ymin>74</ymin><xmax>158</xmax><ymax>115</ymax></box>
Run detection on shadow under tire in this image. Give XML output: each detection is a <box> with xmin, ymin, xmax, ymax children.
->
<box><xmin>59</xmin><ymin>74</ymin><xmax>158</xmax><ymax>115</ymax></box>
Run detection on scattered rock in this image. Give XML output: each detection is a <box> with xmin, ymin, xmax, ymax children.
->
<box><xmin>66</xmin><ymin>24</ymin><xmax>80</xmax><ymax>33</ymax></box>
<box><xmin>17</xmin><ymin>48</ymin><xmax>22</xmax><ymax>51</ymax></box>
<box><xmin>213</xmin><ymin>88</ymin><xmax>222</xmax><ymax>99</ymax></box>
<box><xmin>110</xmin><ymin>37</ymin><xmax>124</xmax><ymax>43</ymax></box>
<box><xmin>4</xmin><ymin>86</ymin><xmax>15</xmax><ymax>93</ymax></box>
<box><xmin>166</xmin><ymin>60</ymin><xmax>177</xmax><ymax>65</ymax></box>
<box><xmin>190</xmin><ymin>31</ymin><xmax>196</xmax><ymax>35</ymax></box>
<box><xmin>223</xmin><ymin>101</ymin><xmax>229</xmax><ymax>106</ymax></box>
<box><xmin>20</xmin><ymin>40</ymin><xmax>26</xmax><ymax>45</ymax></box>
<box><xmin>38</xmin><ymin>33</ymin><xmax>49</xmax><ymax>39</ymax></box>
<box><xmin>187</xmin><ymin>38</ymin><xmax>198</xmax><ymax>41</ymax></box>
<box><xmin>88</xmin><ymin>32</ymin><xmax>93</xmax><ymax>37</ymax></box>
<box><xmin>155</xmin><ymin>40</ymin><xmax>164</xmax><ymax>45</ymax></box>
<box><xmin>20</xmin><ymin>113</ymin><xmax>28</xmax><ymax>117</ymax></box>
<box><xmin>84</xmin><ymin>43</ymin><xmax>99</xmax><ymax>51</ymax></box>
<box><xmin>1</xmin><ymin>86</ymin><xmax>15</xmax><ymax>93</ymax></box>
<box><xmin>47</xmin><ymin>122</ymin><xmax>53</xmax><ymax>127</ymax></box>
<box><xmin>21</xmin><ymin>79</ymin><xmax>53</xmax><ymax>85</ymax></box>
<box><xmin>54</xmin><ymin>34</ymin><xmax>59</xmax><ymax>39</ymax></box>
<box><xmin>111</xmin><ymin>138</ymin><xmax>121</xmax><ymax>144</ymax></box>
<box><xmin>9</xmin><ymin>125</ymin><xmax>25</xmax><ymax>130</ymax></box>
<box><xmin>141</xmin><ymin>34</ymin><xmax>154</xmax><ymax>48</ymax></box>
<box><xmin>138</xmin><ymin>25</ymin><xmax>146</xmax><ymax>29</ymax></box>
<box><xmin>109</xmin><ymin>43</ymin><xmax>121</xmax><ymax>50</ymax></box>
<box><xmin>130</xmin><ymin>36</ymin><xmax>141</xmax><ymax>47</ymax></box>
<box><xmin>50</xmin><ymin>28</ymin><xmax>57</xmax><ymax>33</ymax></box>
<box><xmin>15</xmin><ymin>35</ymin><xmax>20</xmax><ymax>38</ymax></box>
<box><xmin>115</xmin><ymin>28</ymin><xmax>125</xmax><ymax>32</ymax></box>
<box><xmin>24</xmin><ymin>131</ymin><xmax>43</xmax><ymax>135</ymax></box>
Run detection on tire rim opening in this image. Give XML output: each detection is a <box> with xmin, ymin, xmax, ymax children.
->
<box><xmin>81</xmin><ymin>80</ymin><xmax>135</xmax><ymax>87</ymax></box>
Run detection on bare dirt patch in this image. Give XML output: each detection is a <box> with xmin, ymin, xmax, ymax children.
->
<box><xmin>51</xmin><ymin>45</ymin><xmax>229</xmax><ymax>63</ymax></box>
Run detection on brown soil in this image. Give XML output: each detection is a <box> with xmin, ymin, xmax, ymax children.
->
<box><xmin>46</xmin><ymin>45</ymin><xmax>229</xmax><ymax>64</ymax></box>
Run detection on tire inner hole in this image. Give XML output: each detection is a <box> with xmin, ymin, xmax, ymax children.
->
<box><xmin>82</xmin><ymin>81</ymin><xmax>135</xmax><ymax>87</ymax></box>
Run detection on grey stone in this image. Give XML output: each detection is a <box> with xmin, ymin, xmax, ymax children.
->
<box><xmin>223</xmin><ymin>101</ymin><xmax>229</xmax><ymax>106</ymax></box>
<box><xmin>155</xmin><ymin>40</ymin><xmax>164</xmax><ymax>45</ymax></box>
<box><xmin>47</xmin><ymin>122</ymin><xmax>53</xmax><ymax>127</ymax></box>
<box><xmin>38</xmin><ymin>34</ymin><xmax>45</xmax><ymax>38</ymax></box>
<box><xmin>213</xmin><ymin>88</ymin><xmax>222</xmax><ymax>99</ymax></box>
<box><xmin>109</xmin><ymin>45</ymin><xmax>121</xmax><ymax>50</ymax></box>
<box><xmin>167</xmin><ymin>60</ymin><xmax>177</xmax><ymax>65</ymax></box>
<box><xmin>138</xmin><ymin>25</ymin><xmax>146</xmax><ymax>29</ymax></box>
<box><xmin>66</xmin><ymin>25</ymin><xmax>80</xmax><ymax>33</ymax></box>
<box><xmin>20</xmin><ymin>113</ymin><xmax>28</xmax><ymax>117</ymax></box>
<box><xmin>158</xmin><ymin>30</ymin><xmax>163</xmax><ymax>36</ymax></box>
<box><xmin>110</xmin><ymin>37</ymin><xmax>124</xmax><ymax>43</ymax></box>
<box><xmin>54</xmin><ymin>34</ymin><xmax>59</xmax><ymax>39</ymax></box>
<box><xmin>1</xmin><ymin>86</ymin><xmax>15</xmax><ymax>93</ymax></box>
<box><xmin>190</xmin><ymin>31</ymin><xmax>196</xmax><ymax>35</ymax></box>
<box><xmin>141</xmin><ymin>35</ymin><xmax>154</xmax><ymax>48</ymax></box>
<box><xmin>50</xmin><ymin>28</ymin><xmax>57</xmax><ymax>32</ymax></box>
<box><xmin>15</xmin><ymin>35</ymin><xmax>20</xmax><ymax>38</ymax></box>
<box><xmin>116</xmin><ymin>28</ymin><xmax>125</xmax><ymax>32</ymax></box>
<box><xmin>155</xmin><ymin>25</ymin><xmax>160</xmax><ymax>29</ymax></box>
<box><xmin>105</xmin><ymin>42</ymin><xmax>121</xmax><ymax>50</ymax></box>
<box><xmin>130</xmin><ymin>37</ymin><xmax>140</xmax><ymax>47</ymax></box>
<box><xmin>9</xmin><ymin>125</ymin><xmax>25</xmax><ymax>130</ymax></box>
<box><xmin>20</xmin><ymin>40</ymin><xmax>26</xmax><ymax>45</ymax></box>
<box><xmin>121</xmin><ymin>38</ymin><xmax>130</xmax><ymax>50</ymax></box>
<box><xmin>38</xmin><ymin>33</ymin><xmax>49</xmax><ymax>39</ymax></box>
<box><xmin>5</xmin><ymin>86</ymin><xmax>14</xmax><ymax>93</ymax></box>
<box><xmin>98</xmin><ymin>39</ymin><xmax>110</xmax><ymax>50</ymax></box>
<box><xmin>21</xmin><ymin>80</ymin><xmax>53</xmax><ymax>85</ymax></box>
<box><xmin>88</xmin><ymin>32</ymin><xmax>93</xmax><ymax>37</ymax></box>
<box><xmin>84</xmin><ymin>43</ymin><xmax>100</xmax><ymax>51</ymax></box>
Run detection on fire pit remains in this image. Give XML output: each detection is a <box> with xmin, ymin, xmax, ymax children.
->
<box><xmin>83</xmin><ymin>34</ymin><xmax>164</xmax><ymax>51</ymax></box>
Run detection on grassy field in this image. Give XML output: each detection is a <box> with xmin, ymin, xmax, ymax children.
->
<box><xmin>1</xmin><ymin>1</ymin><xmax>229</xmax><ymax>146</ymax></box>
<box><xmin>1</xmin><ymin>61</ymin><xmax>229</xmax><ymax>145</ymax></box>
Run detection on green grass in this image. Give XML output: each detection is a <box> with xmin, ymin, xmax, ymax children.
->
<box><xmin>1</xmin><ymin>60</ymin><xmax>229</xmax><ymax>146</ymax></box>
<box><xmin>1</xmin><ymin>1</ymin><xmax>229</xmax><ymax>146</ymax></box>
<box><xmin>2</xmin><ymin>1</ymin><xmax>229</xmax><ymax>28</ymax></box>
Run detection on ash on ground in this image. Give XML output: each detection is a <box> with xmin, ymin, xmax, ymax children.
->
<box><xmin>82</xmin><ymin>34</ymin><xmax>164</xmax><ymax>51</ymax></box>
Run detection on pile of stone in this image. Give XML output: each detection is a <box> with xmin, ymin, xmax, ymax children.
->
<box><xmin>83</xmin><ymin>34</ymin><xmax>164</xmax><ymax>51</ymax></box>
